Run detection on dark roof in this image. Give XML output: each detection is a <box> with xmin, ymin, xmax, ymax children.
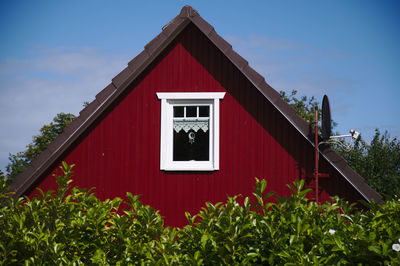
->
<box><xmin>10</xmin><ymin>6</ymin><xmax>383</xmax><ymax>204</ymax></box>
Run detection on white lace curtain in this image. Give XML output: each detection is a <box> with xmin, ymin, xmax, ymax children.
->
<box><xmin>173</xmin><ymin>120</ymin><xmax>209</xmax><ymax>133</ymax></box>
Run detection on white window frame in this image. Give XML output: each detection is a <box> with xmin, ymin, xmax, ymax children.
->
<box><xmin>157</xmin><ymin>92</ymin><xmax>225</xmax><ymax>171</ymax></box>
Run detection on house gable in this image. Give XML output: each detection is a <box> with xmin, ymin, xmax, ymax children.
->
<box><xmin>11</xmin><ymin>6</ymin><xmax>382</xmax><ymax>226</ymax></box>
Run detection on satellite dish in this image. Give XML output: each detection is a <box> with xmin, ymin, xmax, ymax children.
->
<box><xmin>321</xmin><ymin>95</ymin><xmax>332</xmax><ymax>140</ymax></box>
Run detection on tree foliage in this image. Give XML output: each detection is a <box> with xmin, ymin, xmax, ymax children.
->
<box><xmin>280</xmin><ymin>89</ymin><xmax>337</xmax><ymax>129</ymax></box>
<box><xmin>5</xmin><ymin>113</ymin><xmax>76</xmax><ymax>182</ymax></box>
<box><xmin>280</xmin><ymin>90</ymin><xmax>400</xmax><ymax>201</ymax></box>
<box><xmin>336</xmin><ymin>129</ymin><xmax>400</xmax><ymax>201</ymax></box>
<box><xmin>280</xmin><ymin>90</ymin><xmax>320</xmax><ymax>124</ymax></box>
<box><xmin>1</xmin><ymin>164</ymin><xmax>400</xmax><ymax>264</ymax></box>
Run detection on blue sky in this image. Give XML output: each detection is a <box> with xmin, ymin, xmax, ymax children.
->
<box><xmin>1</xmin><ymin>1</ymin><xmax>399</xmax><ymax>172</ymax></box>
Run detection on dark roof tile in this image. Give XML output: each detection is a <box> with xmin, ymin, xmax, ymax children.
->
<box><xmin>208</xmin><ymin>29</ymin><xmax>232</xmax><ymax>53</ymax></box>
<box><xmin>290</xmin><ymin>113</ymin><xmax>309</xmax><ymax>134</ymax></box>
<box><xmin>30</xmin><ymin>149</ymin><xmax>51</xmax><ymax>169</ymax></box>
<box><xmin>225</xmin><ymin>49</ymin><xmax>248</xmax><ymax>70</ymax></box>
<box><xmin>258</xmin><ymin>81</ymin><xmax>310</xmax><ymax>135</ymax></box>
<box><xmin>128</xmin><ymin>51</ymin><xmax>150</xmax><ymax>73</ymax></box>
<box><xmin>45</xmin><ymin>133</ymin><xmax>65</xmax><ymax>155</ymax></box>
<box><xmin>179</xmin><ymin>5</ymin><xmax>197</xmax><ymax>18</ymax></box>
<box><xmin>79</xmin><ymin>99</ymin><xmax>100</xmax><ymax>121</ymax></box>
<box><xmin>95</xmin><ymin>84</ymin><xmax>117</xmax><ymax>103</ymax></box>
<box><xmin>162</xmin><ymin>16</ymin><xmax>186</xmax><ymax>35</ymax></box>
<box><xmin>49</xmin><ymin>132</ymin><xmax>68</xmax><ymax>152</ymax></box>
<box><xmin>112</xmin><ymin>67</ymin><xmax>133</xmax><ymax>89</ymax></box>
<box><xmin>64</xmin><ymin>116</ymin><xmax>83</xmax><ymax>136</ymax></box>
<box><xmin>243</xmin><ymin>65</ymin><xmax>265</xmax><ymax>87</ymax></box>
<box><xmin>257</xmin><ymin>81</ymin><xmax>281</xmax><ymax>104</ymax></box>
<box><xmin>144</xmin><ymin>32</ymin><xmax>168</xmax><ymax>55</ymax></box>
<box><xmin>191</xmin><ymin>14</ymin><xmax>214</xmax><ymax>36</ymax></box>
<box><xmin>10</xmin><ymin>165</ymin><xmax>34</xmax><ymax>193</ymax></box>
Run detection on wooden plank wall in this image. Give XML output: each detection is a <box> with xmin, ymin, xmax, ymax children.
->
<box><xmin>29</xmin><ymin>23</ymin><xmax>363</xmax><ymax>227</ymax></box>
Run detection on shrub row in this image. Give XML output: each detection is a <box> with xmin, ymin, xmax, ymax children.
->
<box><xmin>1</xmin><ymin>162</ymin><xmax>400</xmax><ymax>265</ymax></box>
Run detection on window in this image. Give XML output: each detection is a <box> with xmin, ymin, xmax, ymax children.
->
<box><xmin>157</xmin><ymin>92</ymin><xmax>225</xmax><ymax>171</ymax></box>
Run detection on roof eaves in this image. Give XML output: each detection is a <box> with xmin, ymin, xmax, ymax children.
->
<box><xmin>322</xmin><ymin>147</ymin><xmax>384</xmax><ymax>203</ymax></box>
<box><xmin>12</xmin><ymin>131</ymin><xmax>69</xmax><ymax>196</ymax></box>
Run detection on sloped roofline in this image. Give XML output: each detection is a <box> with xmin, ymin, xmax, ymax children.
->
<box><xmin>10</xmin><ymin>6</ymin><xmax>383</xmax><ymax>204</ymax></box>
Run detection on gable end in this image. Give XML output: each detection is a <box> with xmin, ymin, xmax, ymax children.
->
<box><xmin>10</xmin><ymin>6</ymin><xmax>383</xmax><ymax>204</ymax></box>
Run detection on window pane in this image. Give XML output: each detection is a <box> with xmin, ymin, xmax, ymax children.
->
<box><xmin>199</xmin><ymin>106</ymin><xmax>209</xmax><ymax>117</ymax></box>
<box><xmin>173</xmin><ymin>106</ymin><xmax>184</xmax><ymax>117</ymax></box>
<box><xmin>173</xmin><ymin>127</ymin><xmax>209</xmax><ymax>161</ymax></box>
<box><xmin>186</xmin><ymin>106</ymin><xmax>197</xmax><ymax>117</ymax></box>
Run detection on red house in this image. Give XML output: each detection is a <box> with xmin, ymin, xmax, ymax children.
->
<box><xmin>11</xmin><ymin>6</ymin><xmax>382</xmax><ymax>227</ymax></box>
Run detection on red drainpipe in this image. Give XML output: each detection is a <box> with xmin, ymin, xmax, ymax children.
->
<box><xmin>314</xmin><ymin>109</ymin><xmax>319</xmax><ymax>203</ymax></box>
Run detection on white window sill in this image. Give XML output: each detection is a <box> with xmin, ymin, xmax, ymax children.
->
<box><xmin>161</xmin><ymin>167</ymin><xmax>217</xmax><ymax>171</ymax></box>
<box><xmin>161</xmin><ymin>161</ymin><xmax>217</xmax><ymax>171</ymax></box>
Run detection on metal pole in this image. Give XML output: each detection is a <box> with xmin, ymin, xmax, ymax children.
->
<box><xmin>315</xmin><ymin>109</ymin><xmax>319</xmax><ymax>203</ymax></box>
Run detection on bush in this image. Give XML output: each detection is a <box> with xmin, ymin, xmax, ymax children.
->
<box><xmin>0</xmin><ymin>162</ymin><xmax>165</xmax><ymax>265</ymax></box>
<box><xmin>1</xmin><ymin>163</ymin><xmax>400</xmax><ymax>264</ymax></box>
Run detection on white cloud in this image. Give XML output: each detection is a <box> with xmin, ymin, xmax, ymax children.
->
<box><xmin>225</xmin><ymin>35</ymin><xmax>307</xmax><ymax>51</ymax></box>
<box><xmin>0</xmin><ymin>47</ymin><xmax>135</xmax><ymax>172</ymax></box>
<box><xmin>222</xmin><ymin>34</ymin><xmax>400</xmax><ymax>143</ymax></box>
<box><xmin>224</xmin><ymin>34</ymin><xmax>354</xmax><ymax>97</ymax></box>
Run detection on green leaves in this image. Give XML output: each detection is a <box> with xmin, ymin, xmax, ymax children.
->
<box><xmin>1</xmin><ymin>168</ymin><xmax>400</xmax><ymax>264</ymax></box>
<box><xmin>280</xmin><ymin>90</ymin><xmax>400</xmax><ymax>202</ymax></box>
<box><xmin>336</xmin><ymin>129</ymin><xmax>400</xmax><ymax>201</ymax></box>
<box><xmin>280</xmin><ymin>90</ymin><xmax>320</xmax><ymax>125</ymax></box>
<box><xmin>5</xmin><ymin>112</ymin><xmax>76</xmax><ymax>183</ymax></box>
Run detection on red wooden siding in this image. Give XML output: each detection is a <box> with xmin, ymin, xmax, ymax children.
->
<box><xmin>28</xmin><ymin>23</ymin><xmax>364</xmax><ymax>227</ymax></box>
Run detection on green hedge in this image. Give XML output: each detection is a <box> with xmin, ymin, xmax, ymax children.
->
<box><xmin>1</xmin><ymin>162</ymin><xmax>399</xmax><ymax>265</ymax></box>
